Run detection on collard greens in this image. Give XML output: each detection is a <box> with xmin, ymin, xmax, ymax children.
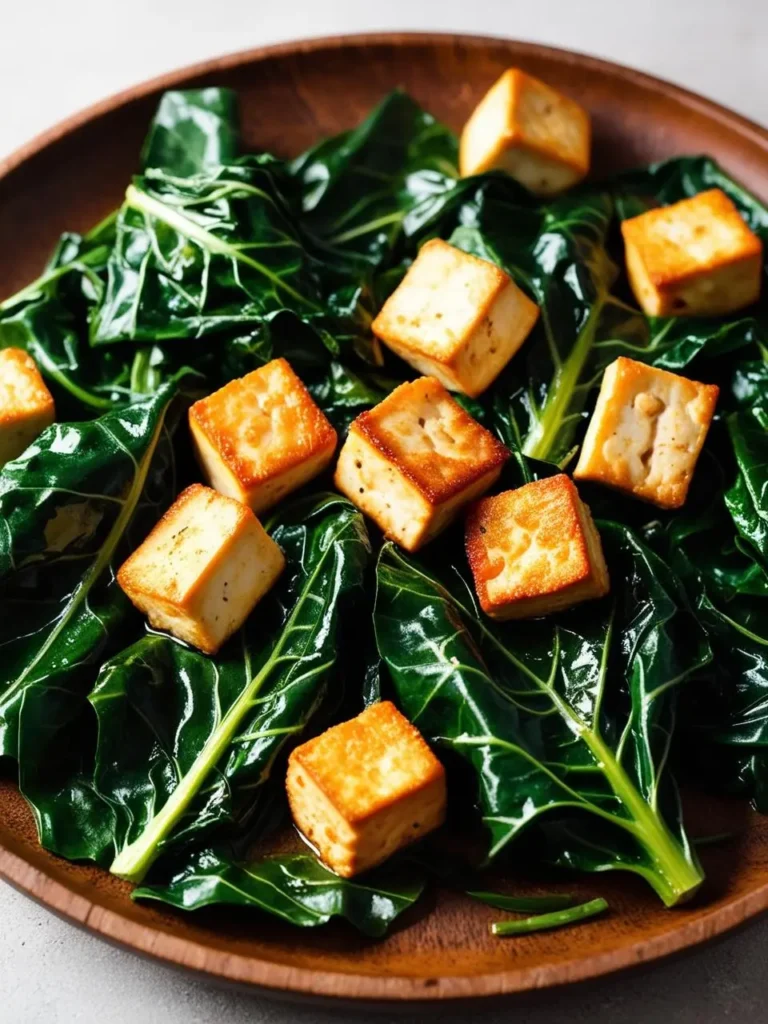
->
<box><xmin>2</xmin><ymin>86</ymin><xmax>768</xmax><ymax>929</ymax></box>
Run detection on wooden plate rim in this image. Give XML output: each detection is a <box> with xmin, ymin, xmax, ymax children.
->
<box><xmin>2</xmin><ymin>31</ymin><xmax>768</xmax><ymax>1003</ymax></box>
<box><xmin>3</xmin><ymin>31</ymin><xmax>768</xmax><ymax>182</ymax></box>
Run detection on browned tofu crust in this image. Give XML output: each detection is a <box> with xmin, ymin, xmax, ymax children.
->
<box><xmin>372</xmin><ymin>238</ymin><xmax>512</xmax><ymax>361</ymax></box>
<box><xmin>117</xmin><ymin>483</ymin><xmax>284</xmax><ymax>654</ymax></box>
<box><xmin>0</xmin><ymin>347</ymin><xmax>55</xmax><ymax>425</ymax></box>
<box><xmin>505</xmin><ymin>68</ymin><xmax>591</xmax><ymax>176</ymax></box>
<box><xmin>621</xmin><ymin>188</ymin><xmax>763</xmax><ymax>289</ymax></box>
<box><xmin>350</xmin><ymin>377</ymin><xmax>509</xmax><ymax>505</ymax></box>
<box><xmin>465</xmin><ymin>474</ymin><xmax>609</xmax><ymax>616</ymax></box>
<box><xmin>189</xmin><ymin>357</ymin><xmax>337</xmax><ymax>488</ymax></box>
<box><xmin>117</xmin><ymin>483</ymin><xmax>248</xmax><ymax>604</ymax></box>
<box><xmin>288</xmin><ymin>701</ymin><xmax>446</xmax><ymax>824</ymax></box>
<box><xmin>459</xmin><ymin>67</ymin><xmax>591</xmax><ymax>182</ymax></box>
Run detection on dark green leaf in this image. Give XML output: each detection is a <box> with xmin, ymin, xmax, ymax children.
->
<box><xmin>0</xmin><ymin>231</ymin><xmax>123</xmax><ymax>415</ymax></box>
<box><xmin>0</xmin><ymin>218</ymin><xmax>198</xmax><ymax>418</ymax></box>
<box><xmin>307</xmin><ymin>360</ymin><xmax>395</xmax><ymax>432</ymax></box>
<box><xmin>374</xmin><ymin>523</ymin><xmax>708</xmax><ymax>906</ymax></box>
<box><xmin>81</xmin><ymin>495</ymin><xmax>370</xmax><ymax>881</ymax></box>
<box><xmin>141</xmin><ymin>89</ymin><xmax>240</xmax><ymax>176</ymax></box>
<box><xmin>17</xmin><ymin>683</ymin><xmax>116</xmax><ymax>861</ymax></box>
<box><xmin>467</xmin><ymin>889</ymin><xmax>576</xmax><ymax>913</ymax></box>
<box><xmin>730</xmin><ymin>360</ymin><xmax>768</xmax><ymax>410</ymax></box>
<box><xmin>290</xmin><ymin>90</ymin><xmax>458</xmax><ymax>270</ymax></box>
<box><xmin>0</xmin><ymin>387</ymin><xmax>176</xmax><ymax>757</ymax></box>
<box><xmin>725</xmin><ymin>408</ymin><xmax>768</xmax><ymax>565</ymax></box>
<box><xmin>0</xmin><ymin>90</ymin><xmax>242</xmax><ymax>417</ymax></box>
<box><xmin>440</xmin><ymin>179</ymin><xmax>762</xmax><ymax>464</ymax></box>
<box><xmin>134</xmin><ymin>850</ymin><xmax>424</xmax><ymax>937</ymax></box>
<box><xmin>656</xmin><ymin>450</ymin><xmax>768</xmax><ymax>809</ymax></box>
<box><xmin>91</xmin><ymin>161</ymin><xmax>326</xmax><ymax>345</ymax></box>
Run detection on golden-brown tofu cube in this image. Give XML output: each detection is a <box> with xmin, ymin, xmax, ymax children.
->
<box><xmin>334</xmin><ymin>376</ymin><xmax>509</xmax><ymax>551</ymax></box>
<box><xmin>0</xmin><ymin>348</ymin><xmax>55</xmax><ymax>466</ymax></box>
<box><xmin>574</xmin><ymin>356</ymin><xmax>718</xmax><ymax>510</ymax></box>
<box><xmin>286</xmin><ymin>701</ymin><xmax>446</xmax><ymax>878</ymax></box>
<box><xmin>459</xmin><ymin>68</ymin><xmax>591</xmax><ymax>195</ymax></box>
<box><xmin>465</xmin><ymin>474</ymin><xmax>609</xmax><ymax>620</ymax></box>
<box><xmin>189</xmin><ymin>357</ymin><xmax>337</xmax><ymax>514</ymax></box>
<box><xmin>372</xmin><ymin>239</ymin><xmax>539</xmax><ymax>398</ymax></box>
<box><xmin>117</xmin><ymin>483</ymin><xmax>285</xmax><ymax>654</ymax></box>
<box><xmin>621</xmin><ymin>189</ymin><xmax>763</xmax><ymax>317</ymax></box>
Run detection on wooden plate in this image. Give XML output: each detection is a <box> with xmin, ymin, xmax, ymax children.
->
<box><xmin>2</xmin><ymin>32</ymin><xmax>768</xmax><ymax>1005</ymax></box>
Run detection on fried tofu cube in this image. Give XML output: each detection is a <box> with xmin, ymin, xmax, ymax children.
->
<box><xmin>459</xmin><ymin>68</ymin><xmax>591</xmax><ymax>195</ymax></box>
<box><xmin>189</xmin><ymin>358</ymin><xmax>337</xmax><ymax>515</ymax></box>
<box><xmin>372</xmin><ymin>239</ymin><xmax>539</xmax><ymax>398</ymax></box>
<box><xmin>334</xmin><ymin>376</ymin><xmax>509</xmax><ymax>551</ymax></box>
<box><xmin>574</xmin><ymin>357</ymin><xmax>718</xmax><ymax>510</ymax></box>
<box><xmin>286</xmin><ymin>701</ymin><xmax>446</xmax><ymax>878</ymax></box>
<box><xmin>0</xmin><ymin>348</ymin><xmax>55</xmax><ymax>466</ymax></box>
<box><xmin>621</xmin><ymin>189</ymin><xmax>763</xmax><ymax>317</ymax></box>
<box><xmin>117</xmin><ymin>483</ymin><xmax>284</xmax><ymax>654</ymax></box>
<box><xmin>466</xmin><ymin>474</ymin><xmax>609</xmax><ymax>620</ymax></box>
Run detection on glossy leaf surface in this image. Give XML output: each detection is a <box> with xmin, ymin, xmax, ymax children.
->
<box><xmin>436</xmin><ymin>180</ymin><xmax>762</xmax><ymax>464</ymax></box>
<box><xmin>89</xmin><ymin>495</ymin><xmax>369</xmax><ymax>881</ymax></box>
<box><xmin>374</xmin><ymin>524</ymin><xmax>708</xmax><ymax>905</ymax></box>
<box><xmin>134</xmin><ymin>851</ymin><xmax>424</xmax><ymax>937</ymax></box>
<box><xmin>289</xmin><ymin>90</ymin><xmax>458</xmax><ymax>270</ymax></box>
<box><xmin>656</xmin><ymin>440</ymin><xmax>768</xmax><ymax>810</ymax></box>
<box><xmin>0</xmin><ymin>388</ymin><xmax>176</xmax><ymax>757</ymax></box>
<box><xmin>0</xmin><ymin>230</ymin><xmax>120</xmax><ymax>414</ymax></box>
<box><xmin>0</xmin><ymin>88</ymin><xmax>242</xmax><ymax>417</ymax></box>
<box><xmin>6</xmin><ymin>88</ymin><xmax>768</xmax><ymax>927</ymax></box>
<box><xmin>140</xmin><ymin>88</ymin><xmax>240</xmax><ymax>176</ymax></box>
<box><xmin>726</xmin><ymin>407</ymin><xmax>768</xmax><ymax>565</ymax></box>
<box><xmin>91</xmin><ymin>161</ymin><xmax>326</xmax><ymax>345</ymax></box>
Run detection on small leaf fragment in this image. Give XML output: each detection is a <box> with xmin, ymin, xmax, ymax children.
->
<box><xmin>491</xmin><ymin>898</ymin><xmax>609</xmax><ymax>937</ymax></box>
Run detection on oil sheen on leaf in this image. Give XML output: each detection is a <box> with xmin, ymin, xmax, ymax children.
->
<box><xmin>374</xmin><ymin>524</ymin><xmax>708</xmax><ymax>906</ymax></box>
<box><xmin>140</xmin><ymin>88</ymin><xmax>240</xmax><ymax>176</ymax></box>
<box><xmin>93</xmin><ymin>495</ymin><xmax>370</xmax><ymax>882</ymax></box>
<box><xmin>0</xmin><ymin>387</ymin><xmax>176</xmax><ymax>758</ymax></box>
<box><xmin>134</xmin><ymin>851</ymin><xmax>424</xmax><ymax>937</ymax></box>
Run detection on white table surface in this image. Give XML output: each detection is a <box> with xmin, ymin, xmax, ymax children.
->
<box><xmin>2</xmin><ymin>2</ymin><xmax>767</xmax><ymax>1021</ymax></box>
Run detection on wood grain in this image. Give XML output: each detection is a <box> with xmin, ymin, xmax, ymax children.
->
<box><xmin>1</xmin><ymin>32</ymin><xmax>768</xmax><ymax>1005</ymax></box>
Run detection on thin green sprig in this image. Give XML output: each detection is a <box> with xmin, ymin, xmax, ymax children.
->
<box><xmin>491</xmin><ymin>898</ymin><xmax>609</xmax><ymax>937</ymax></box>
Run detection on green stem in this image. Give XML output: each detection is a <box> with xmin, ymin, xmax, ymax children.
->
<box><xmin>491</xmin><ymin>897</ymin><xmax>608</xmax><ymax>936</ymax></box>
<box><xmin>129</xmin><ymin>349</ymin><xmax>160</xmax><ymax>396</ymax></box>
<box><xmin>110</xmin><ymin>658</ymin><xmax>275</xmax><ymax>882</ymax></box>
<box><xmin>586</xmin><ymin>737</ymin><xmax>702</xmax><ymax>906</ymax></box>
<box><xmin>85</xmin><ymin>209</ymin><xmax>118</xmax><ymax>245</ymax></box>
<box><xmin>389</xmin><ymin>545</ymin><xmax>704</xmax><ymax>907</ymax></box>
<box><xmin>0</xmin><ymin>397</ymin><xmax>171</xmax><ymax>712</ymax></box>
<box><xmin>527</xmin><ymin>643</ymin><xmax>702</xmax><ymax>906</ymax></box>
<box><xmin>125</xmin><ymin>184</ymin><xmax>319</xmax><ymax>312</ymax></box>
<box><xmin>111</xmin><ymin>516</ymin><xmax>342</xmax><ymax>883</ymax></box>
<box><xmin>522</xmin><ymin>300</ymin><xmax>602</xmax><ymax>461</ymax></box>
<box><xmin>0</xmin><ymin>247</ymin><xmax>109</xmax><ymax>314</ymax></box>
<box><xmin>327</xmin><ymin>211</ymin><xmax>405</xmax><ymax>246</ymax></box>
<box><xmin>28</xmin><ymin>344</ymin><xmax>113</xmax><ymax>410</ymax></box>
<box><xmin>470</xmin><ymin>586</ymin><xmax>702</xmax><ymax>906</ymax></box>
